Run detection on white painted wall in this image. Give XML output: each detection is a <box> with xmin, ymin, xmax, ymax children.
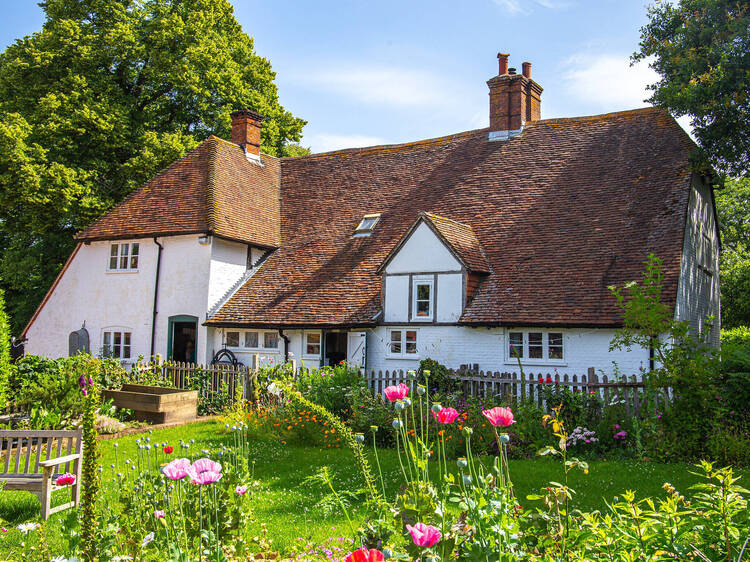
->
<box><xmin>366</xmin><ymin>325</ymin><xmax>650</xmax><ymax>378</ymax></box>
<box><xmin>384</xmin><ymin>276</ymin><xmax>409</xmax><ymax>322</ymax></box>
<box><xmin>25</xmin><ymin>235</ymin><xmax>214</xmax><ymax>364</ymax></box>
<box><xmin>437</xmin><ymin>274</ymin><xmax>463</xmax><ymax>322</ymax></box>
<box><xmin>205</xmin><ymin>327</ymin><xmax>324</xmax><ymax>370</ymax></box>
<box><xmin>674</xmin><ymin>174</ymin><xmax>721</xmax><ymax>346</ymax></box>
<box><xmin>385</xmin><ymin>222</ymin><xmax>461</xmax><ymax>273</ymax></box>
<box><xmin>207</xmin><ymin>238</ymin><xmax>248</xmax><ymax>311</ymax></box>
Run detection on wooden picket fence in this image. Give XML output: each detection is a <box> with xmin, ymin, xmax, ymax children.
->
<box><xmin>124</xmin><ymin>360</ymin><xmax>669</xmax><ymax>418</ymax></box>
<box><xmin>365</xmin><ymin>367</ymin><xmax>671</xmax><ymax>418</ymax></box>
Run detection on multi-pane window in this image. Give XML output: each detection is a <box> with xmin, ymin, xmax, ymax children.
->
<box><xmin>108</xmin><ymin>243</ymin><xmax>139</xmax><ymax>271</ymax></box>
<box><xmin>412</xmin><ymin>278</ymin><xmax>434</xmax><ymax>320</ymax></box>
<box><xmin>354</xmin><ymin>213</ymin><xmax>381</xmax><ymax>236</ymax></box>
<box><xmin>508</xmin><ymin>332</ymin><xmax>524</xmax><ymax>358</ymax></box>
<box><xmin>305</xmin><ymin>333</ymin><xmax>321</xmax><ymax>356</ymax></box>
<box><xmin>102</xmin><ymin>331</ymin><xmax>131</xmax><ymax>360</ymax></box>
<box><xmin>264</xmin><ymin>332</ymin><xmax>279</xmax><ymax>349</ymax></box>
<box><xmin>388</xmin><ymin>329</ymin><xmax>418</xmax><ymax>358</ymax></box>
<box><xmin>244</xmin><ymin>332</ymin><xmax>258</xmax><ymax>348</ymax></box>
<box><xmin>507</xmin><ymin>331</ymin><xmax>564</xmax><ymax>362</ymax></box>
<box><xmin>226</xmin><ymin>331</ymin><xmax>240</xmax><ymax>347</ymax></box>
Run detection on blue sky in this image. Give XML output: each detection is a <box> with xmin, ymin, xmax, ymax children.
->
<box><xmin>0</xmin><ymin>1</ymin><xmax>685</xmax><ymax>153</ymax></box>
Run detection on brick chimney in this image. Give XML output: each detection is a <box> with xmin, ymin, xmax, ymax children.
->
<box><xmin>230</xmin><ymin>109</ymin><xmax>263</xmax><ymax>162</ymax></box>
<box><xmin>487</xmin><ymin>53</ymin><xmax>543</xmax><ymax>141</ymax></box>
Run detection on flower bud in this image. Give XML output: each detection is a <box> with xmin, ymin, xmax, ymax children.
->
<box><xmin>382</xmin><ymin>548</ymin><xmax>393</xmax><ymax>560</ymax></box>
<box><xmin>369</xmin><ymin>425</ymin><xmax>379</xmax><ymax>433</ymax></box>
<box><xmin>431</xmin><ymin>403</ymin><xmax>442</xmax><ymax>413</ymax></box>
<box><xmin>392</xmin><ymin>419</ymin><xmax>403</xmax><ymax>430</ymax></box>
<box><xmin>462</xmin><ymin>474</ymin><xmax>472</xmax><ymax>486</ymax></box>
<box><xmin>395</xmin><ymin>401</ymin><xmax>405</xmax><ymax>412</ymax></box>
<box><xmin>403</xmin><ymin>398</ymin><xmax>412</xmax><ymax>407</ymax></box>
<box><xmin>423</xmin><ymin>370</ymin><xmax>431</xmax><ymax>376</ymax></box>
<box><xmin>354</xmin><ymin>433</ymin><xmax>365</xmax><ymax>444</ymax></box>
<box><xmin>457</xmin><ymin>457</ymin><xmax>468</xmax><ymax>469</ymax></box>
<box><xmin>463</xmin><ymin>427</ymin><xmax>474</xmax><ymax>436</ymax></box>
<box><xmin>499</xmin><ymin>433</ymin><xmax>510</xmax><ymax>444</ymax></box>
<box><xmin>417</xmin><ymin>385</ymin><xmax>426</xmax><ymax>396</ymax></box>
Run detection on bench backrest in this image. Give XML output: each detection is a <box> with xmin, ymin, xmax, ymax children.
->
<box><xmin>0</xmin><ymin>430</ymin><xmax>83</xmax><ymax>478</ymax></box>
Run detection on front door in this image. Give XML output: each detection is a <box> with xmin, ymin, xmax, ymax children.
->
<box><xmin>347</xmin><ymin>331</ymin><xmax>367</xmax><ymax>371</ymax></box>
<box><xmin>168</xmin><ymin>315</ymin><xmax>198</xmax><ymax>363</ymax></box>
<box><xmin>324</xmin><ymin>332</ymin><xmax>347</xmax><ymax>366</ymax></box>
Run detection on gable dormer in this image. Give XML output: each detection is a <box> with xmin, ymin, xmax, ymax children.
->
<box><xmin>378</xmin><ymin>212</ymin><xmax>490</xmax><ymax>324</ymax></box>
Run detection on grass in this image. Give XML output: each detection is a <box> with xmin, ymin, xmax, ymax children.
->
<box><xmin>1</xmin><ymin>419</ymin><xmax>748</xmax><ymax>557</ymax></box>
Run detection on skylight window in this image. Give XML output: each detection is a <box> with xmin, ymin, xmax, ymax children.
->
<box><xmin>354</xmin><ymin>213</ymin><xmax>381</xmax><ymax>237</ymax></box>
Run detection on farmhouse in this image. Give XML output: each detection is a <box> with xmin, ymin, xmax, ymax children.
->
<box><xmin>21</xmin><ymin>54</ymin><xmax>720</xmax><ymax>376</ymax></box>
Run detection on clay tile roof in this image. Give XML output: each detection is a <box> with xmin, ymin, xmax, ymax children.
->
<box><xmin>76</xmin><ymin>136</ymin><xmax>281</xmax><ymax>248</ymax></box>
<box><xmin>420</xmin><ymin>212</ymin><xmax>491</xmax><ymax>273</ymax></box>
<box><xmin>202</xmin><ymin>107</ymin><xmax>697</xmax><ymax>328</ymax></box>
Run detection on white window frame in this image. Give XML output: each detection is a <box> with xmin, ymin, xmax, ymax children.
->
<box><xmin>304</xmin><ymin>332</ymin><xmax>322</xmax><ymax>358</ymax></box>
<box><xmin>107</xmin><ymin>242</ymin><xmax>139</xmax><ymax>272</ymax></box>
<box><xmin>243</xmin><ymin>331</ymin><xmax>260</xmax><ymax>350</ymax></box>
<box><xmin>225</xmin><ymin>331</ymin><xmax>241</xmax><ymax>348</ymax></box>
<box><xmin>353</xmin><ymin>213</ymin><xmax>381</xmax><ymax>237</ymax></box>
<box><xmin>387</xmin><ymin>328</ymin><xmax>420</xmax><ymax>359</ymax></box>
<box><xmin>504</xmin><ymin>329</ymin><xmax>566</xmax><ymax>366</ymax></box>
<box><xmin>101</xmin><ymin>329</ymin><xmax>132</xmax><ymax>361</ymax></box>
<box><xmin>263</xmin><ymin>331</ymin><xmax>279</xmax><ymax>350</ymax></box>
<box><xmin>411</xmin><ymin>276</ymin><xmax>434</xmax><ymax>322</ymax></box>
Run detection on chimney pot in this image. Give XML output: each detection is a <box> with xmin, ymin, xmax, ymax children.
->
<box><xmin>230</xmin><ymin>109</ymin><xmax>264</xmax><ymax>160</ymax></box>
<box><xmin>522</xmin><ymin>62</ymin><xmax>532</xmax><ymax>78</ymax></box>
<box><xmin>497</xmin><ymin>52</ymin><xmax>510</xmax><ymax>75</ymax></box>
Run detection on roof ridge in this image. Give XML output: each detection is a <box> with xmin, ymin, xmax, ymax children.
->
<box><xmin>528</xmin><ymin>106</ymin><xmax>664</xmax><ymax>126</ymax></box>
<box><xmin>204</xmin><ymin>136</ymin><xmax>220</xmax><ymax>232</ymax></box>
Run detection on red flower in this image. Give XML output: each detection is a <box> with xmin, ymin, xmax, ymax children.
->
<box><xmin>482</xmin><ymin>406</ymin><xmax>515</xmax><ymax>427</ymax></box>
<box><xmin>345</xmin><ymin>549</ymin><xmax>385</xmax><ymax>562</ymax></box>
<box><xmin>432</xmin><ymin>407</ymin><xmax>460</xmax><ymax>424</ymax></box>
<box><xmin>384</xmin><ymin>383</ymin><xmax>409</xmax><ymax>402</ymax></box>
<box><xmin>538</xmin><ymin>377</ymin><xmax>544</xmax><ymax>384</ymax></box>
<box><xmin>55</xmin><ymin>473</ymin><xmax>76</xmax><ymax>486</ymax></box>
<box><xmin>545</xmin><ymin>377</ymin><xmax>553</xmax><ymax>383</ymax></box>
<box><xmin>163</xmin><ymin>445</ymin><xmax>173</xmax><ymax>454</ymax></box>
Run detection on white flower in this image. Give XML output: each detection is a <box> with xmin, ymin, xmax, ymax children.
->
<box><xmin>112</xmin><ymin>557</ymin><xmax>134</xmax><ymax>561</ymax></box>
<box><xmin>141</xmin><ymin>531</ymin><xmax>155</xmax><ymax>547</ymax></box>
<box><xmin>16</xmin><ymin>522</ymin><xmax>40</xmax><ymax>534</ymax></box>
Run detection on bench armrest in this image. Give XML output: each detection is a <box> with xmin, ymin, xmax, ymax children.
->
<box><xmin>39</xmin><ymin>453</ymin><xmax>81</xmax><ymax>468</ymax></box>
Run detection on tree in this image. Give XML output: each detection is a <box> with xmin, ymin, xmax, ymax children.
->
<box><xmin>0</xmin><ymin>0</ymin><xmax>306</xmax><ymax>333</ymax></box>
<box><xmin>0</xmin><ymin>287</ymin><xmax>10</xmax><ymax>410</ymax></box>
<box><xmin>716</xmin><ymin>177</ymin><xmax>750</xmax><ymax>327</ymax></box>
<box><xmin>633</xmin><ymin>0</ymin><xmax>750</xmax><ymax>177</ymax></box>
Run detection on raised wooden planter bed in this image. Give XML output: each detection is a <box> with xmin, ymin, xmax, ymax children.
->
<box><xmin>102</xmin><ymin>384</ymin><xmax>198</xmax><ymax>424</ymax></box>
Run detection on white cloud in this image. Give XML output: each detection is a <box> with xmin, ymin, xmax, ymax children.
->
<box><xmin>298</xmin><ymin>66</ymin><xmax>463</xmax><ymax>109</ymax></box>
<box><xmin>492</xmin><ymin>0</ymin><xmax>571</xmax><ymax>14</ymax></box>
<box><xmin>560</xmin><ymin>52</ymin><xmax>660</xmax><ymax>111</ymax></box>
<box><xmin>303</xmin><ymin>133</ymin><xmax>390</xmax><ymax>154</ymax></box>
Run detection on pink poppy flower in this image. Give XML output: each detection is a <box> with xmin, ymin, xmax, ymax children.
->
<box><xmin>55</xmin><ymin>473</ymin><xmax>76</xmax><ymax>486</ymax></box>
<box><xmin>236</xmin><ymin>485</ymin><xmax>248</xmax><ymax>495</ymax></box>
<box><xmin>432</xmin><ymin>407</ymin><xmax>460</xmax><ymax>424</ymax></box>
<box><xmin>187</xmin><ymin>458</ymin><xmax>223</xmax><ymax>485</ymax></box>
<box><xmin>154</xmin><ymin>510</ymin><xmax>165</xmax><ymax>519</ymax></box>
<box><xmin>384</xmin><ymin>383</ymin><xmax>409</xmax><ymax>402</ymax></box>
<box><xmin>345</xmin><ymin>549</ymin><xmax>384</xmax><ymax>562</ymax></box>
<box><xmin>482</xmin><ymin>406</ymin><xmax>515</xmax><ymax>427</ymax></box>
<box><xmin>162</xmin><ymin>458</ymin><xmax>191</xmax><ymax>480</ymax></box>
<box><xmin>406</xmin><ymin>522</ymin><xmax>442</xmax><ymax>548</ymax></box>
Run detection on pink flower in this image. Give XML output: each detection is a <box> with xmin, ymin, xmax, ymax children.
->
<box><xmin>432</xmin><ymin>407</ymin><xmax>460</xmax><ymax>424</ymax></box>
<box><xmin>1</xmin><ymin>528</ymin><xmax>7</xmax><ymax>532</ymax></box>
<box><xmin>345</xmin><ymin>549</ymin><xmax>385</xmax><ymax>562</ymax></box>
<box><xmin>614</xmin><ymin>430</ymin><xmax>627</xmax><ymax>440</ymax></box>
<box><xmin>235</xmin><ymin>485</ymin><xmax>248</xmax><ymax>496</ymax></box>
<box><xmin>384</xmin><ymin>383</ymin><xmax>409</xmax><ymax>402</ymax></box>
<box><xmin>187</xmin><ymin>458</ymin><xmax>223</xmax><ymax>485</ymax></box>
<box><xmin>154</xmin><ymin>510</ymin><xmax>165</xmax><ymax>519</ymax></box>
<box><xmin>55</xmin><ymin>473</ymin><xmax>76</xmax><ymax>486</ymax></box>
<box><xmin>406</xmin><ymin>522</ymin><xmax>442</xmax><ymax>548</ymax></box>
<box><xmin>482</xmin><ymin>406</ymin><xmax>515</xmax><ymax>427</ymax></box>
<box><xmin>162</xmin><ymin>458</ymin><xmax>191</xmax><ymax>480</ymax></box>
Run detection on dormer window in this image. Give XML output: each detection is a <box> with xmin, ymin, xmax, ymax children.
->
<box><xmin>354</xmin><ymin>213</ymin><xmax>381</xmax><ymax>237</ymax></box>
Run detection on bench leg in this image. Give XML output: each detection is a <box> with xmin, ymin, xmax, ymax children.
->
<box><xmin>40</xmin><ymin>467</ymin><xmax>52</xmax><ymax>520</ymax></box>
<box><xmin>73</xmin><ymin>456</ymin><xmax>82</xmax><ymax>507</ymax></box>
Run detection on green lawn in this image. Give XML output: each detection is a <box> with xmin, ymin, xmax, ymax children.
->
<box><xmin>1</xmin><ymin>419</ymin><xmax>747</xmax><ymax>557</ymax></box>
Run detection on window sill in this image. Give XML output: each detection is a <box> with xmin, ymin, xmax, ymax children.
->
<box><xmin>386</xmin><ymin>355</ymin><xmax>420</xmax><ymax>361</ymax></box>
<box><xmin>504</xmin><ymin>359</ymin><xmax>568</xmax><ymax>368</ymax></box>
<box><xmin>106</xmin><ymin>269</ymin><xmax>140</xmax><ymax>274</ymax></box>
<box><xmin>409</xmin><ymin>318</ymin><xmax>433</xmax><ymax>323</ymax></box>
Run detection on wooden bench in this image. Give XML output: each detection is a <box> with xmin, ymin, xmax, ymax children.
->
<box><xmin>0</xmin><ymin>430</ymin><xmax>83</xmax><ymax>519</ymax></box>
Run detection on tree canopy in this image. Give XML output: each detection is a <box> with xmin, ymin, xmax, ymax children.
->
<box><xmin>716</xmin><ymin>177</ymin><xmax>750</xmax><ymax>328</ymax></box>
<box><xmin>0</xmin><ymin>0</ymin><xmax>306</xmax><ymax>333</ymax></box>
<box><xmin>633</xmin><ymin>0</ymin><xmax>750</xmax><ymax>177</ymax></box>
